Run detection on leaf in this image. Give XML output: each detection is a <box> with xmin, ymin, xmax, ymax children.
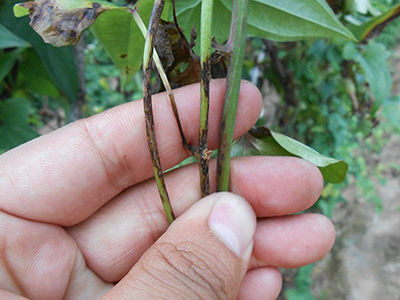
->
<box><xmin>233</xmin><ymin>127</ymin><xmax>348</xmax><ymax>183</ymax></box>
<box><xmin>382</xmin><ymin>97</ymin><xmax>400</xmax><ymax>132</ymax></box>
<box><xmin>16</xmin><ymin>48</ymin><xmax>61</xmax><ymax>97</ymax></box>
<box><xmin>237</xmin><ymin>0</ymin><xmax>357</xmax><ymax>41</ymax></box>
<box><xmin>13</xmin><ymin>3</ymin><xmax>30</xmax><ymax>17</ymax></box>
<box><xmin>285</xmin><ymin>265</ymin><xmax>317</xmax><ymax>300</ymax></box>
<box><xmin>345</xmin><ymin>0</ymin><xmax>380</xmax><ymax>15</ymax></box>
<box><xmin>175</xmin><ymin>0</ymin><xmax>356</xmax><ymax>43</ymax></box>
<box><xmin>14</xmin><ymin>0</ymin><xmax>128</xmax><ymax>47</ymax></box>
<box><xmin>0</xmin><ymin>98</ymin><xmax>39</xmax><ymax>151</ymax></box>
<box><xmin>0</xmin><ymin>24</ymin><xmax>30</xmax><ymax>49</ymax></box>
<box><xmin>347</xmin><ymin>4</ymin><xmax>400</xmax><ymax>42</ymax></box>
<box><xmin>175</xmin><ymin>0</ymin><xmax>232</xmax><ymax>47</ymax></box>
<box><xmin>0</xmin><ymin>48</ymin><xmax>25</xmax><ymax>83</ymax></box>
<box><xmin>1</xmin><ymin>0</ymin><xmax>79</xmax><ymax>101</ymax></box>
<box><xmin>13</xmin><ymin>0</ymin><xmax>154</xmax><ymax>86</ymax></box>
<box><xmin>0</xmin><ymin>24</ymin><xmax>30</xmax><ymax>83</ymax></box>
<box><xmin>352</xmin><ymin>0</ymin><xmax>370</xmax><ymax>14</ymax></box>
<box><xmin>90</xmin><ymin>1</ymin><xmax>154</xmax><ymax>87</ymax></box>
<box><xmin>343</xmin><ymin>42</ymin><xmax>391</xmax><ymax>114</ymax></box>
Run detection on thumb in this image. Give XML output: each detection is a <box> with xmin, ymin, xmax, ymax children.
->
<box><xmin>103</xmin><ymin>192</ymin><xmax>257</xmax><ymax>300</ymax></box>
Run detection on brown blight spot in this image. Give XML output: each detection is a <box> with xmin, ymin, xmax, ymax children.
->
<box><xmin>120</xmin><ymin>54</ymin><xmax>127</xmax><ymax>59</ymax></box>
<box><xmin>125</xmin><ymin>65</ymin><xmax>132</xmax><ymax>75</ymax></box>
<box><xmin>19</xmin><ymin>0</ymin><xmax>112</xmax><ymax>47</ymax></box>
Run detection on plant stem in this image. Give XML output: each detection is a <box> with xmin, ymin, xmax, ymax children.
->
<box><xmin>217</xmin><ymin>0</ymin><xmax>249</xmax><ymax>192</ymax></box>
<box><xmin>132</xmin><ymin>9</ymin><xmax>194</xmax><ymax>154</ymax></box>
<box><xmin>198</xmin><ymin>0</ymin><xmax>214</xmax><ymax>197</ymax></box>
<box><xmin>142</xmin><ymin>0</ymin><xmax>175</xmax><ymax>223</ymax></box>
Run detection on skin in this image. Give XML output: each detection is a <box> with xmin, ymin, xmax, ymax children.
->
<box><xmin>0</xmin><ymin>80</ymin><xmax>335</xmax><ymax>299</ymax></box>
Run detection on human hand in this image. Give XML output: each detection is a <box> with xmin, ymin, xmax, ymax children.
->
<box><xmin>0</xmin><ymin>80</ymin><xmax>335</xmax><ymax>300</ymax></box>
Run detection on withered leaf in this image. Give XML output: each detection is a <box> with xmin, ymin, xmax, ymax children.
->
<box><xmin>154</xmin><ymin>20</ymin><xmax>192</xmax><ymax>73</ymax></box>
<box><xmin>15</xmin><ymin>0</ymin><xmax>124</xmax><ymax>47</ymax></box>
<box><xmin>153</xmin><ymin>20</ymin><xmax>202</xmax><ymax>92</ymax></box>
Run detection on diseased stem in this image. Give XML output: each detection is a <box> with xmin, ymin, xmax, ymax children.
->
<box><xmin>132</xmin><ymin>9</ymin><xmax>195</xmax><ymax>155</ymax></box>
<box><xmin>142</xmin><ymin>0</ymin><xmax>175</xmax><ymax>223</ymax></box>
<box><xmin>217</xmin><ymin>0</ymin><xmax>249</xmax><ymax>192</ymax></box>
<box><xmin>199</xmin><ymin>0</ymin><xmax>214</xmax><ymax>197</ymax></box>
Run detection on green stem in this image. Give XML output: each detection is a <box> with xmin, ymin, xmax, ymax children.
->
<box><xmin>199</xmin><ymin>0</ymin><xmax>214</xmax><ymax>197</ymax></box>
<box><xmin>217</xmin><ymin>0</ymin><xmax>249</xmax><ymax>192</ymax></box>
<box><xmin>142</xmin><ymin>0</ymin><xmax>175</xmax><ymax>223</ymax></box>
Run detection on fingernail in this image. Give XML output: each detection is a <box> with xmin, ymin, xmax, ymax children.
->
<box><xmin>208</xmin><ymin>193</ymin><xmax>256</xmax><ymax>258</ymax></box>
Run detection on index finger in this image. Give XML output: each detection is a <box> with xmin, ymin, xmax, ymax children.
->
<box><xmin>0</xmin><ymin>80</ymin><xmax>262</xmax><ymax>226</ymax></box>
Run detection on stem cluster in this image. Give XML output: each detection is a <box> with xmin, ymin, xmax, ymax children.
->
<box><xmin>140</xmin><ymin>0</ymin><xmax>249</xmax><ymax>222</ymax></box>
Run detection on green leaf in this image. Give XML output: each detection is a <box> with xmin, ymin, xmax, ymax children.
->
<box><xmin>0</xmin><ymin>125</ymin><xmax>39</xmax><ymax>151</ymax></box>
<box><xmin>0</xmin><ymin>48</ymin><xmax>25</xmax><ymax>83</ymax></box>
<box><xmin>285</xmin><ymin>265</ymin><xmax>317</xmax><ymax>300</ymax></box>
<box><xmin>174</xmin><ymin>0</ymin><xmax>231</xmax><ymax>47</ymax></box>
<box><xmin>382</xmin><ymin>97</ymin><xmax>400</xmax><ymax>132</ymax></box>
<box><xmin>13</xmin><ymin>3</ymin><xmax>30</xmax><ymax>17</ymax></box>
<box><xmin>0</xmin><ymin>98</ymin><xmax>39</xmax><ymax>151</ymax></box>
<box><xmin>175</xmin><ymin>0</ymin><xmax>356</xmax><ymax>43</ymax></box>
<box><xmin>0</xmin><ymin>24</ymin><xmax>29</xmax><ymax>83</ymax></box>
<box><xmin>90</xmin><ymin>1</ymin><xmax>154</xmax><ymax>87</ymax></box>
<box><xmin>0</xmin><ymin>24</ymin><xmax>30</xmax><ymax>49</ymax></box>
<box><xmin>16</xmin><ymin>49</ymin><xmax>61</xmax><ymax>97</ymax></box>
<box><xmin>347</xmin><ymin>4</ymin><xmax>400</xmax><ymax>41</ymax></box>
<box><xmin>1</xmin><ymin>98</ymin><xmax>31</xmax><ymax>126</ymax></box>
<box><xmin>343</xmin><ymin>42</ymin><xmax>391</xmax><ymax>113</ymax></box>
<box><xmin>14</xmin><ymin>0</ymin><xmax>128</xmax><ymax>47</ymax></box>
<box><xmin>345</xmin><ymin>0</ymin><xmax>381</xmax><ymax>15</ymax></box>
<box><xmin>236</xmin><ymin>0</ymin><xmax>356</xmax><ymax>41</ymax></box>
<box><xmin>1</xmin><ymin>0</ymin><xmax>79</xmax><ymax>102</ymax></box>
<box><xmin>233</xmin><ymin>127</ymin><xmax>349</xmax><ymax>183</ymax></box>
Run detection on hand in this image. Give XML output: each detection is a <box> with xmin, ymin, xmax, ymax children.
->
<box><xmin>0</xmin><ymin>80</ymin><xmax>334</xmax><ymax>300</ymax></box>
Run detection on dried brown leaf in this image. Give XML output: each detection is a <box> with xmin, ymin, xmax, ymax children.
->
<box><xmin>18</xmin><ymin>0</ymin><xmax>114</xmax><ymax>47</ymax></box>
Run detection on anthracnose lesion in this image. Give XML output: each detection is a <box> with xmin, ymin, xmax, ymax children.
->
<box><xmin>23</xmin><ymin>0</ymin><xmax>108</xmax><ymax>47</ymax></box>
<box><xmin>201</xmin><ymin>60</ymin><xmax>211</xmax><ymax>95</ymax></box>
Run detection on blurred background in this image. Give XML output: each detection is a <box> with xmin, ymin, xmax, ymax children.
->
<box><xmin>1</xmin><ymin>0</ymin><xmax>400</xmax><ymax>299</ymax></box>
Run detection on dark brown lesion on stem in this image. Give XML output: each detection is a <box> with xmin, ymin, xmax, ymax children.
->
<box><xmin>201</xmin><ymin>61</ymin><xmax>211</xmax><ymax>100</ymax></box>
<box><xmin>143</xmin><ymin>0</ymin><xmax>175</xmax><ymax>223</ymax></box>
<box><xmin>199</xmin><ymin>60</ymin><xmax>212</xmax><ymax>197</ymax></box>
<box><xmin>149</xmin><ymin>4</ymin><xmax>200</xmax><ymax>158</ymax></box>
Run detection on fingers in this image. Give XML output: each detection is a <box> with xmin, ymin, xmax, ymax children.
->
<box><xmin>101</xmin><ymin>193</ymin><xmax>256</xmax><ymax>300</ymax></box>
<box><xmin>0</xmin><ymin>212</ymin><xmax>112</xmax><ymax>300</ymax></box>
<box><xmin>0</xmin><ymin>80</ymin><xmax>262</xmax><ymax>226</ymax></box>
<box><xmin>227</xmin><ymin>157</ymin><xmax>323</xmax><ymax>217</ymax></box>
<box><xmin>254</xmin><ymin>213</ymin><xmax>336</xmax><ymax>268</ymax></box>
<box><xmin>237</xmin><ymin>268</ymin><xmax>282</xmax><ymax>300</ymax></box>
<box><xmin>67</xmin><ymin>156</ymin><xmax>324</xmax><ymax>282</ymax></box>
<box><xmin>0</xmin><ymin>290</ymin><xmax>29</xmax><ymax>300</ymax></box>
